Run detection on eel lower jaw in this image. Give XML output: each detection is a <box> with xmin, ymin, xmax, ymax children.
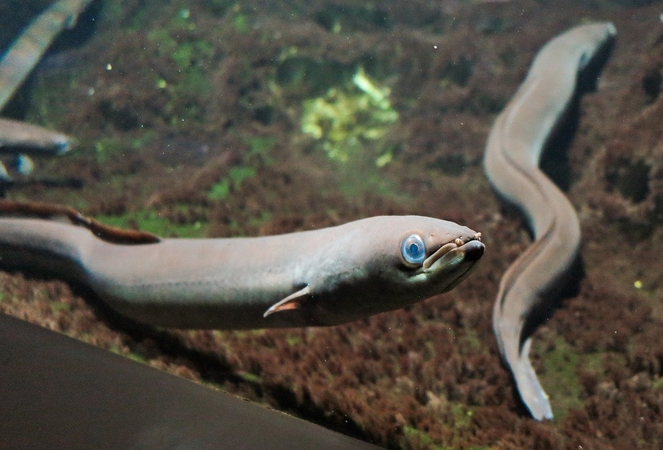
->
<box><xmin>422</xmin><ymin>235</ymin><xmax>484</xmax><ymax>271</ymax></box>
<box><xmin>419</xmin><ymin>239</ymin><xmax>485</xmax><ymax>291</ymax></box>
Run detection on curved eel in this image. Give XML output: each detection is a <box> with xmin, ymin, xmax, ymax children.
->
<box><xmin>0</xmin><ymin>0</ymin><xmax>91</xmax><ymax>179</ymax></box>
<box><xmin>0</xmin><ymin>201</ymin><xmax>484</xmax><ymax>329</ymax></box>
<box><xmin>0</xmin><ymin>0</ymin><xmax>93</xmax><ymax>108</ymax></box>
<box><xmin>483</xmin><ymin>23</ymin><xmax>616</xmax><ymax>420</ymax></box>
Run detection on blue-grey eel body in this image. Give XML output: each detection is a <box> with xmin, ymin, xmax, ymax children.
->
<box><xmin>0</xmin><ymin>0</ymin><xmax>92</xmax><ymax>108</ymax></box>
<box><xmin>0</xmin><ymin>201</ymin><xmax>484</xmax><ymax>329</ymax></box>
<box><xmin>0</xmin><ymin>0</ymin><xmax>91</xmax><ymax>179</ymax></box>
<box><xmin>483</xmin><ymin>22</ymin><xmax>616</xmax><ymax>420</ymax></box>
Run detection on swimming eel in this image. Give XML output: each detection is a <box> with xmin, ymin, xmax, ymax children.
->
<box><xmin>0</xmin><ymin>200</ymin><xmax>484</xmax><ymax>329</ymax></box>
<box><xmin>0</xmin><ymin>0</ymin><xmax>92</xmax><ymax>180</ymax></box>
<box><xmin>483</xmin><ymin>22</ymin><xmax>616</xmax><ymax>420</ymax></box>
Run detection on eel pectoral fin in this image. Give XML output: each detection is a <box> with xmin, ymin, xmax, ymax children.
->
<box><xmin>263</xmin><ymin>285</ymin><xmax>312</xmax><ymax>318</ymax></box>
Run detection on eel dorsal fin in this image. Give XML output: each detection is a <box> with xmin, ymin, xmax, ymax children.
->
<box><xmin>0</xmin><ymin>200</ymin><xmax>160</xmax><ymax>245</ymax></box>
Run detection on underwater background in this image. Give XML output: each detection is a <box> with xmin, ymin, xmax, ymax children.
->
<box><xmin>2</xmin><ymin>0</ymin><xmax>663</xmax><ymax>448</ymax></box>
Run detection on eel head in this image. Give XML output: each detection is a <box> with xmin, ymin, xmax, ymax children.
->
<box><xmin>264</xmin><ymin>215</ymin><xmax>484</xmax><ymax>324</ymax></box>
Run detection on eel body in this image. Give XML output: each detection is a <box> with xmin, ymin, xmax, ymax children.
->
<box><xmin>0</xmin><ymin>202</ymin><xmax>484</xmax><ymax>329</ymax></box>
<box><xmin>0</xmin><ymin>0</ymin><xmax>93</xmax><ymax>108</ymax></box>
<box><xmin>0</xmin><ymin>0</ymin><xmax>90</xmax><ymax>179</ymax></box>
<box><xmin>483</xmin><ymin>22</ymin><xmax>616</xmax><ymax>420</ymax></box>
<box><xmin>0</xmin><ymin>118</ymin><xmax>72</xmax><ymax>155</ymax></box>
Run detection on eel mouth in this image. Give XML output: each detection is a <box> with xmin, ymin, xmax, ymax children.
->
<box><xmin>423</xmin><ymin>233</ymin><xmax>484</xmax><ymax>271</ymax></box>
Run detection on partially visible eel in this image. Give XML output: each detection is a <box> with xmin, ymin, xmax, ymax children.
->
<box><xmin>0</xmin><ymin>313</ymin><xmax>383</xmax><ymax>449</ymax></box>
<box><xmin>0</xmin><ymin>0</ymin><xmax>92</xmax><ymax>179</ymax></box>
<box><xmin>483</xmin><ymin>22</ymin><xmax>616</xmax><ymax>420</ymax></box>
<box><xmin>0</xmin><ymin>200</ymin><xmax>484</xmax><ymax>329</ymax></box>
<box><xmin>0</xmin><ymin>0</ymin><xmax>93</xmax><ymax>107</ymax></box>
<box><xmin>0</xmin><ymin>118</ymin><xmax>72</xmax><ymax>155</ymax></box>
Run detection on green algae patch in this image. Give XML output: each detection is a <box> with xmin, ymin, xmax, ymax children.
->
<box><xmin>207</xmin><ymin>179</ymin><xmax>231</xmax><ymax>201</ymax></box>
<box><xmin>458</xmin><ymin>328</ymin><xmax>483</xmax><ymax>353</ymax></box>
<box><xmin>94</xmin><ymin>137</ymin><xmax>129</xmax><ymax>164</ymax></box>
<box><xmin>107</xmin><ymin>345</ymin><xmax>148</xmax><ymax>365</ymax></box>
<box><xmin>535</xmin><ymin>337</ymin><xmax>604</xmax><ymax>420</ymax></box>
<box><xmin>126</xmin><ymin>352</ymin><xmax>149</xmax><ymax>364</ymax></box>
<box><xmin>206</xmin><ymin>136</ymin><xmax>273</xmax><ymax>201</ymax></box>
<box><xmin>207</xmin><ymin>166</ymin><xmax>258</xmax><ymax>201</ymax></box>
<box><xmin>336</xmin><ymin>163</ymin><xmax>402</xmax><ymax>199</ymax></box>
<box><xmin>285</xmin><ymin>335</ymin><xmax>302</xmax><ymax>346</ymax></box>
<box><xmin>108</xmin><ymin>344</ymin><xmax>122</xmax><ymax>355</ymax></box>
<box><xmin>300</xmin><ymin>67</ymin><xmax>398</xmax><ymax>166</ymax></box>
<box><xmin>313</xmin><ymin>3</ymin><xmax>393</xmax><ymax>34</ymax></box>
<box><xmin>68</xmin><ymin>331</ymin><xmax>94</xmax><ymax>344</ymax></box>
<box><xmin>237</xmin><ymin>371</ymin><xmax>262</xmax><ymax>385</ymax></box>
<box><xmin>49</xmin><ymin>301</ymin><xmax>71</xmax><ymax>312</ymax></box>
<box><xmin>652</xmin><ymin>377</ymin><xmax>663</xmax><ymax>391</ymax></box>
<box><xmin>450</xmin><ymin>402</ymin><xmax>474</xmax><ymax>429</ymax></box>
<box><xmin>403</xmin><ymin>403</ymin><xmax>485</xmax><ymax>450</ymax></box>
<box><xmin>404</xmin><ymin>426</ymin><xmax>447</xmax><ymax>450</ymax></box>
<box><xmin>145</xmin><ymin>10</ymin><xmax>214</xmax><ymax>127</ymax></box>
<box><xmin>244</xmin><ymin>136</ymin><xmax>277</xmax><ymax>163</ymax></box>
<box><xmin>94</xmin><ymin>132</ymin><xmax>156</xmax><ymax>164</ymax></box>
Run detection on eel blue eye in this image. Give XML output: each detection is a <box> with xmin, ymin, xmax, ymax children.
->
<box><xmin>401</xmin><ymin>234</ymin><xmax>426</xmax><ymax>266</ymax></box>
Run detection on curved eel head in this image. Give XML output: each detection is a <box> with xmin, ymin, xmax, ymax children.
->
<box><xmin>265</xmin><ymin>215</ymin><xmax>484</xmax><ymax>325</ymax></box>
